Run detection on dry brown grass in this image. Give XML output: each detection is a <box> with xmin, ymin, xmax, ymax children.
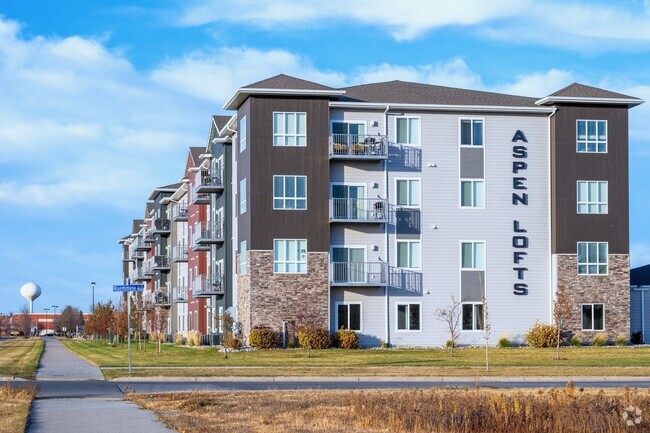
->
<box><xmin>128</xmin><ymin>386</ymin><xmax>650</xmax><ymax>433</ymax></box>
<box><xmin>0</xmin><ymin>384</ymin><xmax>37</xmax><ymax>433</ymax></box>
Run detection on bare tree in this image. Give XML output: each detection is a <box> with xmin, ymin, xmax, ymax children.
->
<box><xmin>0</xmin><ymin>312</ymin><xmax>13</xmax><ymax>336</ymax></box>
<box><xmin>434</xmin><ymin>296</ymin><xmax>462</xmax><ymax>356</ymax></box>
<box><xmin>482</xmin><ymin>296</ymin><xmax>492</xmax><ymax>372</ymax></box>
<box><xmin>553</xmin><ymin>285</ymin><xmax>572</xmax><ymax>361</ymax></box>
<box><xmin>54</xmin><ymin>305</ymin><xmax>83</xmax><ymax>337</ymax></box>
<box><xmin>14</xmin><ymin>305</ymin><xmax>34</xmax><ymax>338</ymax></box>
<box><xmin>151</xmin><ymin>307</ymin><xmax>168</xmax><ymax>355</ymax></box>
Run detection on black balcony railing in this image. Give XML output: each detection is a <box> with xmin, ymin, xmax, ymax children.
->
<box><xmin>329</xmin><ymin>134</ymin><xmax>387</xmax><ymax>159</ymax></box>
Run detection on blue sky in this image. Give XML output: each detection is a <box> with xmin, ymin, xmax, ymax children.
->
<box><xmin>1</xmin><ymin>0</ymin><xmax>649</xmax><ymax>314</ymax></box>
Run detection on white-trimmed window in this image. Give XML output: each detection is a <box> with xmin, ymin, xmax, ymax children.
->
<box><xmin>239</xmin><ymin>116</ymin><xmax>247</xmax><ymax>152</ymax></box>
<box><xmin>460</xmin><ymin>119</ymin><xmax>484</xmax><ymax>146</ymax></box>
<box><xmin>461</xmin><ymin>241</ymin><xmax>486</xmax><ymax>270</ymax></box>
<box><xmin>273</xmin><ymin>112</ymin><xmax>306</xmax><ymax>146</ymax></box>
<box><xmin>273</xmin><ymin>239</ymin><xmax>307</xmax><ymax>273</ymax></box>
<box><xmin>240</xmin><ymin>178</ymin><xmax>247</xmax><ymax>214</ymax></box>
<box><xmin>273</xmin><ymin>175</ymin><xmax>307</xmax><ymax>210</ymax></box>
<box><xmin>395</xmin><ymin>117</ymin><xmax>421</xmax><ymax>146</ymax></box>
<box><xmin>397</xmin><ymin>240</ymin><xmax>421</xmax><ymax>269</ymax></box>
<box><xmin>582</xmin><ymin>304</ymin><xmax>605</xmax><ymax>331</ymax></box>
<box><xmin>396</xmin><ymin>179</ymin><xmax>421</xmax><ymax>207</ymax></box>
<box><xmin>336</xmin><ymin>303</ymin><xmax>361</xmax><ymax>331</ymax></box>
<box><xmin>397</xmin><ymin>303</ymin><xmax>421</xmax><ymax>331</ymax></box>
<box><xmin>240</xmin><ymin>241</ymin><xmax>247</xmax><ymax>275</ymax></box>
<box><xmin>460</xmin><ymin>180</ymin><xmax>485</xmax><ymax>208</ymax></box>
<box><xmin>577</xmin><ymin>120</ymin><xmax>607</xmax><ymax>153</ymax></box>
<box><xmin>577</xmin><ymin>181</ymin><xmax>607</xmax><ymax>214</ymax></box>
<box><xmin>578</xmin><ymin>242</ymin><xmax>608</xmax><ymax>275</ymax></box>
<box><xmin>462</xmin><ymin>303</ymin><xmax>484</xmax><ymax>330</ymax></box>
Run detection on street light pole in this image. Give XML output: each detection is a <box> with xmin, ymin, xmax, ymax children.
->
<box><xmin>44</xmin><ymin>308</ymin><xmax>50</xmax><ymax>336</ymax></box>
<box><xmin>91</xmin><ymin>282</ymin><xmax>96</xmax><ymax>312</ymax></box>
<box><xmin>51</xmin><ymin>305</ymin><xmax>58</xmax><ymax>334</ymax></box>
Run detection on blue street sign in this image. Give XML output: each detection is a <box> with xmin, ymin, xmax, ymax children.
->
<box><xmin>113</xmin><ymin>284</ymin><xmax>144</xmax><ymax>293</ymax></box>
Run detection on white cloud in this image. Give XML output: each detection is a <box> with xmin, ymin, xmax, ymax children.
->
<box><xmin>177</xmin><ymin>0</ymin><xmax>650</xmax><ymax>50</ymax></box>
<box><xmin>496</xmin><ymin>69</ymin><xmax>576</xmax><ymax>97</ymax></box>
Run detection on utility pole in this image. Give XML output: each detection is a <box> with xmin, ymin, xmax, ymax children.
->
<box><xmin>44</xmin><ymin>308</ymin><xmax>50</xmax><ymax>336</ymax></box>
<box><xmin>91</xmin><ymin>282</ymin><xmax>96</xmax><ymax>312</ymax></box>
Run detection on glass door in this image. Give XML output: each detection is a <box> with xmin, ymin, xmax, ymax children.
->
<box><xmin>332</xmin><ymin>247</ymin><xmax>366</xmax><ymax>283</ymax></box>
<box><xmin>332</xmin><ymin>185</ymin><xmax>365</xmax><ymax>220</ymax></box>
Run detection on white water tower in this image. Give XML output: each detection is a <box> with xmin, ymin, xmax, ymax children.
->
<box><xmin>20</xmin><ymin>282</ymin><xmax>42</xmax><ymax>313</ymax></box>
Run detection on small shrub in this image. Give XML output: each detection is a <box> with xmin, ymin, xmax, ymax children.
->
<box><xmin>222</xmin><ymin>333</ymin><xmax>242</xmax><ymax>350</ymax></box>
<box><xmin>569</xmin><ymin>333</ymin><xmax>582</xmax><ymax>347</ymax></box>
<box><xmin>615</xmin><ymin>334</ymin><xmax>628</xmax><ymax>346</ymax></box>
<box><xmin>593</xmin><ymin>332</ymin><xmax>608</xmax><ymax>347</ymax></box>
<box><xmin>445</xmin><ymin>339</ymin><xmax>455</xmax><ymax>349</ymax></box>
<box><xmin>498</xmin><ymin>337</ymin><xmax>512</xmax><ymax>348</ymax></box>
<box><xmin>333</xmin><ymin>330</ymin><xmax>359</xmax><ymax>349</ymax></box>
<box><xmin>525</xmin><ymin>322</ymin><xmax>558</xmax><ymax>348</ymax></box>
<box><xmin>297</xmin><ymin>327</ymin><xmax>331</xmax><ymax>349</ymax></box>
<box><xmin>248</xmin><ymin>327</ymin><xmax>280</xmax><ymax>349</ymax></box>
<box><xmin>380</xmin><ymin>340</ymin><xmax>388</xmax><ymax>349</ymax></box>
<box><xmin>631</xmin><ymin>331</ymin><xmax>644</xmax><ymax>345</ymax></box>
<box><xmin>187</xmin><ymin>331</ymin><xmax>201</xmax><ymax>347</ymax></box>
<box><xmin>174</xmin><ymin>333</ymin><xmax>184</xmax><ymax>346</ymax></box>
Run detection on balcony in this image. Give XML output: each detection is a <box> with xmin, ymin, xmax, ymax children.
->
<box><xmin>134</xmin><ymin>266</ymin><xmax>151</xmax><ymax>282</ymax></box>
<box><xmin>172</xmin><ymin>244</ymin><xmax>188</xmax><ymax>262</ymax></box>
<box><xmin>329</xmin><ymin>134</ymin><xmax>387</xmax><ymax>160</ymax></box>
<box><xmin>173</xmin><ymin>286</ymin><xmax>188</xmax><ymax>303</ymax></box>
<box><xmin>133</xmin><ymin>236</ymin><xmax>151</xmax><ymax>252</ymax></box>
<box><xmin>122</xmin><ymin>249</ymin><xmax>133</xmax><ymax>262</ymax></box>
<box><xmin>191</xmin><ymin>221</ymin><xmax>224</xmax><ymax>251</ymax></box>
<box><xmin>144</xmin><ymin>260</ymin><xmax>155</xmax><ymax>276</ymax></box>
<box><xmin>190</xmin><ymin>190</ymin><xmax>210</xmax><ymax>205</ymax></box>
<box><xmin>152</xmin><ymin>255</ymin><xmax>171</xmax><ymax>272</ymax></box>
<box><xmin>195</xmin><ymin>170</ymin><xmax>225</xmax><ymax>194</ymax></box>
<box><xmin>151</xmin><ymin>218</ymin><xmax>171</xmax><ymax>236</ymax></box>
<box><xmin>330</xmin><ymin>198</ymin><xmax>388</xmax><ymax>223</ymax></box>
<box><xmin>329</xmin><ymin>262</ymin><xmax>388</xmax><ymax>286</ymax></box>
<box><xmin>171</xmin><ymin>204</ymin><xmax>188</xmax><ymax>222</ymax></box>
<box><xmin>129</xmin><ymin>249</ymin><xmax>144</xmax><ymax>261</ymax></box>
<box><xmin>192</xmin><ymin>274</ymin><xmax>225</xmax><ymax>297</ymax></box>
<box><xmin>153</xmin><ymin>290</ymin><xmax>170</xmax><ymax>307</ymax></box>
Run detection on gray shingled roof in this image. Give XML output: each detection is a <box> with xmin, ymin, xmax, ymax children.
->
<box><xmin>189</xmin><ymin>147</ymin><xmax>204</xmax><ymax>166</ymax></box>
<box><xmin>145</xmin><ymin>203</ymin><xmax>154</xmax><ymax>218</ymax></box>
<box><xmin>243</xmin><ymin>74</ymin><xmax>335</xmax><ymax>90</ymax></box>
<box><xmin>339</xmin><ymin>80</ymin><xmax>539</xmax><ymax>107</ymax></box>
<box><xmin>131</xmin><ymin>219</ymin><xmax>144</xmax><ymax>234</ymax></box>
<box><xmin>631</xmin><ymin>264</ymin><xmax>650</xmax><ymax>286</ymax></box>
<box><xmin>549</xmin><ymin>83</ymin><xmax>638</xmax><ymax>100</ymax></box>
<box><xmin>213</xmin><ymin>115</ymin><xmax>231</xmax><ymax>133</ymax></box>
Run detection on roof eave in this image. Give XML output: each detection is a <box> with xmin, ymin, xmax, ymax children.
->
<box><xmin>223</xmin><ymin>88</ymin><xmax>346</xmax><ymax>110</ymax></box>
<box><xmin>330</xmin><ymin>101</ymin><xmax>554</xmax><ymax>113</ymax></box>
<box><xmin>535</xmin><ymin>96</ymin><xmax>645</xmax><ymax>108</ymax></box>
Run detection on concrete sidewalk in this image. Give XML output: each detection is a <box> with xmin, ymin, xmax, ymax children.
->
<box><xmin>36</xmin><ymin>337</ymin><xmax>104</xmax><ymax>380</ymax></box>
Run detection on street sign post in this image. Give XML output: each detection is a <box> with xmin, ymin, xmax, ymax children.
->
<box><xmin>113</xmin><ymin>282</ymin><xmax>143</xmax><ymax>374</ymax></box>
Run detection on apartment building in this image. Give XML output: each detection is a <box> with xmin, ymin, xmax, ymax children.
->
<box><xmin>121</xmin><ymin>74</ymin><xmax>642</xmax><ymax>346</ymax></box>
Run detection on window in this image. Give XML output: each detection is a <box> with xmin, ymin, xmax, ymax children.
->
<box><xmin>239</xmin><ymin>116</ymin><xmax>247</xmax><ymax>152</ymax></box>
<box><xmin>578</xmin><ymin>242</ymin><xmax>608</xmax><ymax>275</ymax></box>
<box><xmin>396</xmin><ymin>117</ymin><xmax>421</xmax><ymax>146</ymax></box>
<box><xmin>273</xmin><ymin>112</ymin><xmax>306</xmax><ymax>146</ymax></box>
<box><xmin>396</xmin><ymin>179</ymin><xmax>421</xmax><ymax>207</ymax></box>
<box><xmin>337</xmin><ymin>303</ymin><xmax>361</xmax><ymax>331</ymax></box>
<box><xmin>461</xmin><ymin>180</ymin><xmax>485</xmax><ymax>208</ymax></box>
<box><xmin>397</xmin><ymin>240</ymin><xmax>421</xmax><ymax>269</ymax></box>
<box><xmin>397</xmin><ymin>304</ymin><xmax>420</xmax><ymax>331</ymax></box>
<box><xmin>577</xmin><ymin>181</ymin><xmax>607</xmax><ymax>214</ymax></box>
<box><xmin>240</xmin><ymin>241</ymin><xmax>247</xmax><ymax>275</ymax></box>
<box><xmin>582</xmin><ymin>304</ymin><xmax>605</xmax><ymax>331</ymax></box>
<box><xmin>460</xmin><ymin>119</ymin><xmax>484</xmax><ymax>146</ymax></box>
<box><xmin>240</xmin><ymin>178</ymin><xmax>247</xmax><ymax>214</ymax></box>
<box><xmin>273</xmin><ymin>175</ymin><xmax>307</xmax><ymax>210</ymax></box>
<box><xmin>273</xmin><ymin>239</ymin><xmax>307</xmax><ymax>273</ymax></box>
<box><xmin>577</xmin><ymin>120</ymin><xmax>607</xmax><ymax>153</ymax></box>
<box><xmin>461</xmin><ymin>241</ymin><xmax>486</xmax><ymax>270</ymax></box>
<box><xmin>462</xmin><ymin>303</ymin><xmax>485</xmax><ymax>330</ymax></box>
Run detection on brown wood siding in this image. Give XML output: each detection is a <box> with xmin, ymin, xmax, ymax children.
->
<box><xmin>240</xmin><ymin>96</ymin><xmax>330</xmax><ymax>252</ymax></box>
<box><xmin>551</xmin><ymin>104</ymin><xmax>629</xmax><ymax>254</ymax></box>
<box><xmin>236</xmin><ymin>99</ymin><xmax>252</xmax><ymax>248</ymax></box>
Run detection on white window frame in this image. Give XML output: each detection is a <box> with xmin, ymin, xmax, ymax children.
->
<box><xmin>240</xmin><ymin>178</ymin><xmax>247</xmax><ymax>214</ymax></box>
<box><xmin>577</xmin><ymin>242</ymin><xmax>608</xmax><ymax>275</ymax></box>
<box><xmin>577</xmin><ymin>181</ymin><xmax>608</xmax><ymax>214</ymax></box>
<box><xmin>394</xmin><ymin>116</ymin><xmax>421</xmax><ymax>146</ymax></box>
<box><xmin>335</xmin><ymin>302</ymin><xmax>363</xmax><ymax>332</ymax></box>
<box><xmin>395</xmin><ymin>302</ymin><xmax>422</xmax><ymax>332</ymax></box>
<box><xmin>273</xmin><ymin>175</ymin><xmax>307</xmax><ymax>210</ymax></box>
<box><xmin>460</xmin><ymin>179</ymin><xmax>485</xmax><ymax>209</ymax></box>
<box><xmin>395</xmin><ymin>178</ymin><xmax>421</xmax><ymax>208</ymax></box>
<box><xmin>581</xmin><ymin>303</ymin><xmax>605</xmax><ymax>331</ymax></box>
<box><xmin>396</xmin><ymin>240</ymin><xmax>421</xmax><ymax>270</ymax></box>
<box><xmin>273</xmin><ymin>239</ymin><xmax>308</xmax><ymax>274</ymax></box>
<box><xmin>240</xmin><ymin>240</ymin><xmax>247</xmax><ymax>275</ymax></box>
<box><xmin>461</xmin><ymin>302</ymin><xmax>485</xmax><ymax>331</ymax></box>
<box><xmin>273</xmin><ymin>112</ymin><xmax>307</xmax><ymax>147</ymax></box>
<box><xmin>460</xmin><ymin>241</ymin><xmax>486</xmax><ymax>271</ymax></box>
<box><xmin>459</xmin><ymin>118</ymin><xmax>485</xmax><ymax>147</ymax></box>
<box><xmin>239</xmin><ymin>115</ymin><xmax>247</xmax><ymax>152</ymax></box>
<box><xmin>576</xmin><ymin>119</ymin><xmax>607</xmax><ymax>153</ymax></box>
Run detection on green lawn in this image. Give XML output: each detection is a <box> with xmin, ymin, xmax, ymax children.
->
<box><xmin>0</xmin><ymin>338</ymin><xmax>43</xmax><ymax>380</ymax></box>
<box><xmin>61</xmin><ymin>339</ymin><xmax>650</xmax><ymax>379</ymax></box>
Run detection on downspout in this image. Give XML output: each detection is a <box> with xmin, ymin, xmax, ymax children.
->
<box><xmin>547</xmin><ymin>107</ymin><xmax>558</xmax><ymax>324</ymax></box>
<box><xmin>384</xmin><ymin>105</ymin><xmax>390</xmax><ymax>346</ymax></box>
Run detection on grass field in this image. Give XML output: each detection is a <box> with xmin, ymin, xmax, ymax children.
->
<box><xmin>0</xmin><ymin>384</ymin><xmax>37</xmax><ymax>433</ymax></box>
<box><xmin>0</xmin><ymin>338</ymin><xmax>43</xmax><ymax>379</ymax></box>
<box><xmin>128</xmin><ymin>387</ymin><xmax>650</xmax><ymax>433</ymax></box>
<box><xmin>62</xmin><ymin>339</ymin><xmax>650</xmax><ymax>378</ymax></box>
